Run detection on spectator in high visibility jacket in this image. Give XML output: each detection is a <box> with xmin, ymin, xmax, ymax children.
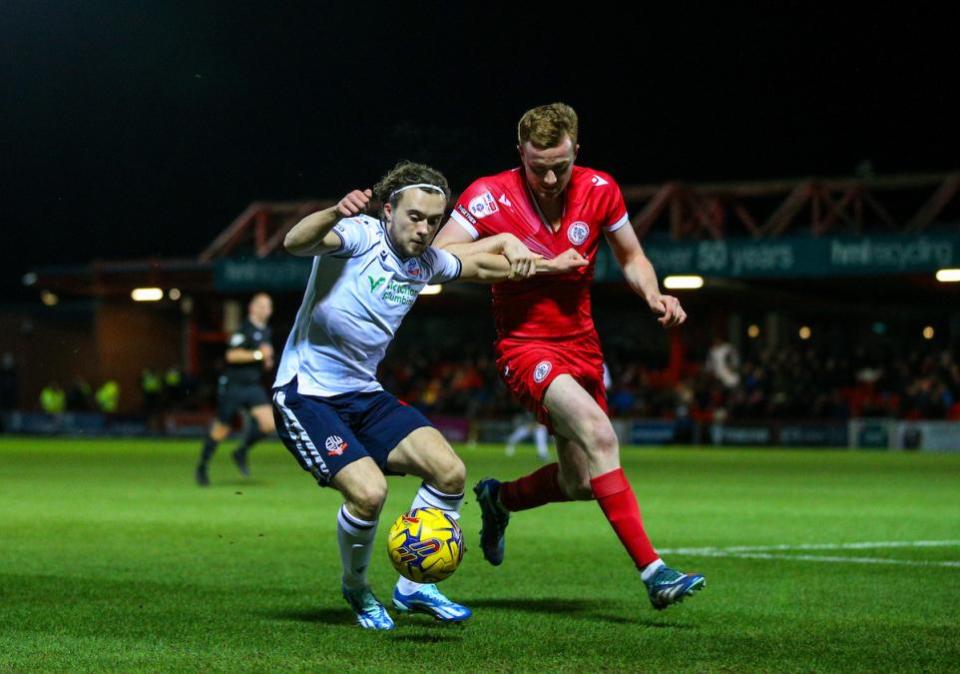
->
<box><xmin>96</xmin><ymin>380</ymin><xmax>120</xmax><ymax>414</ymax></box>
<box><xmin>40</xmin><ymin>382</ymin><xmax>66</xmax><ymax>415</ymax></box>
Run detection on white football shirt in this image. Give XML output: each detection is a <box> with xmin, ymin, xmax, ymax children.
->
<box><xmin>274</xmin><ymin>215</ymin><xmax>462</xmax><ymax>397</ymax></box>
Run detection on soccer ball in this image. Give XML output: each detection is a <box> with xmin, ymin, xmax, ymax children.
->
<box><xmin>386</xmin><ymin>507</ymin><xmax>465</xmax><ymax>583</ymax></box>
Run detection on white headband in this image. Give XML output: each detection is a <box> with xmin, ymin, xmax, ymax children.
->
<box><xmin>388</xmin><ymin>183</ymin><xmax>446</xmax><ymax>202</ymax></box>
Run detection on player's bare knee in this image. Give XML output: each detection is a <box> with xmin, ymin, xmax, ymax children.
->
<box><xmin>429</xmin><ymin>455</ymin><xmax>466</xmax><ymax>495</ymax></box>
<box><xmin>346</xmin><ymin>480</ymin><xmax>388</xmax><ymax>520</ymax></box>
<box><xmin>581</xmin><ymin>418</ymin><xmax>619</xmax><ymax>459</ymax></box>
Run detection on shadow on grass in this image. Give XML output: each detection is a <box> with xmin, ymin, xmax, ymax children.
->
<box><xmin>592</xmin><ymin>614</ymin><xmax>698</xmax><ymax>629</ymax></box>
<box><xmin>269</xmin><ymin>609</ymin><xmax>465</xmax><ymax>640</ymax></box>
<box><xmin>272</xmin><ymin>608</ymin><xmax>356</xmax><ymax>625</ymax></box>
<box><xmin>465</xmin><ymin>597</ymin><xmax>698</xmax><ymax>628</ymax></box>
<box><xmin>465</xmin><ymin>597</ymin><xmax>602</xmax><ymax>613</ymax></box>
<box><xmin>388</xmin><ymin>630</ymin><xmax>465</xmax><ymax>643</ymax></box>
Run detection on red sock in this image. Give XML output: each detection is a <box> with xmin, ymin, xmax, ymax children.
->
<box><xmin>498</xmin><ymin>463</ymin><xmax>571</xmax><ymax>512</ymax></box>
<box><xmin>590</xmin><ymin>468</ymin><xmax>659</xmax><ymax>569</ymax></box>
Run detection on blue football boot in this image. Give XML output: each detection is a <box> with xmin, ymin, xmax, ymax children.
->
<box><xmin>392</xmin><ymin>583</ymin><xmax>472</xmax><ymax>622</ymax></box>
<box><xmin>473</xmin><ymin>478</ymin><xmax>510</xmax><ymax>566</ymax></box>
<box><xmin>341</xmin><ymin>584</ymin><xmax>395</xmax><ymax>630</ymax></box>
<box><xmin>644</xmin><ymin>565</ymin><xmax>706</xmax><ymax>610</ymax></box>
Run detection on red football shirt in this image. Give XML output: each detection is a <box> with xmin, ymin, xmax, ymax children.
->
<box><xmin>449</xmin><ymin>166</ymin><xmax>629</xmax><ymax>340</ymax></box>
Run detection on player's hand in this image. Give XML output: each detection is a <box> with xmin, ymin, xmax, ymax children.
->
<box><xmin>508</xmin><ymin>254</ymin><xmax>543</xmax><ymax>280</ymax></box>
<box><xmin>336</xmin><ymin>189</ymin><xmax>372</xmax><ymax>218</ymax></box>
<box><xmin>648</xmin><ymin>294</ymin><xmax>687</xmax><ymax>328</ymax></box>
<box><xmin>551</xmin><ymin>248</ymin><xmax>589</xmax><ymax>273</ymax></box>
<box><xmin>502</xmin><ymin>235</ymin><xmax>539</xmax><ymax>279</ymax></box>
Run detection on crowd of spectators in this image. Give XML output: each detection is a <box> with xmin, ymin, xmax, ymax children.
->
<box><xmin>18</xmin><ymin>336</ymin><xmax>958</xmax><ymax>423</ymax></box>
<box><xmin>379</xmin><ymin>339</ymin><xmax>960</xmax><ymax>422</ymax></box>
<box><xmin>380</xmin><ymin>343</ymin><xmax>513</xmax><ymax>418</ymax></box>
<box><xmin>591</xmin><ymin>341</ymin><xmax>959</xmax><ymax>422</ymax></box>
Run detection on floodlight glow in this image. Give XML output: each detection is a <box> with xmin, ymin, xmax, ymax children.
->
<box><xmin>923</xmin><ymin>326</ymin><xmax>935</xmax><ymax>340</ymax></box>
<box><xmin>747</xmin><ymin>324</ymin><xmax>760</xmax><ymax>338</ymax></box>
<box><xmin>935</xmin><ymin>268</ymin><xmax>960</xmax><ymax>282</ymax></box>
<box><xmin>799</xmin><ymin>326</ymin><xmax>812</xmax><ymax>340</ymax></box>
<box><xmin>168</xmin><ymin>288</ymin><xmax>182</xmax><ymax>300</ymax></box>
<box><xmin>131</xmin><ymin>288</ymin><xmax>164</xmax><ymax>302</ymax></box>
<box><xmin>22</xmin><ymin>272</ymin><xmax>37</xmax><ymax>286</ymax></box>
<box><xmin>663</xmin><ymin>275</ymin><xmax>704</xmax><ymax>290</ymax></box>
<box><xmin>40</xmin><ymin>290</ymin><xmax>58</xmax><ymax>306</ymax></box>
<box><xmin>419</xmin><ymin>285</ymin><xmax>442</xmax><ymax>295</ymax></box>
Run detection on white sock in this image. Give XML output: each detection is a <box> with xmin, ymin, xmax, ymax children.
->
<box><xmin>337</xmin><ymin>504</ymin><xmax>378</xmax><ymax>590</ymax></box>
<box><xmin>395</xmin><ymin>576</ymin><xmax>423</xmax><ymax>595</ymax></box>
<box><xmin>640</xmin><ymin>558</ymin><xmax>665</xmax><ymax>582</ymax></box>
<box><xmin>410</xmin><ymin>481</ymin><xmax>464</xmax><ymax>519</ymax></box>
<box><xmin>396</xmin><ymin>482</ymin><xmax>464</xmax><ymax>595</ymax></box>
<box><xmin>534</xmin><ymin>425</ymin><xmax>549</xmax><ymax>460</ymax></box>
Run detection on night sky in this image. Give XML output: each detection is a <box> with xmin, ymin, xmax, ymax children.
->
<box><xmin>2</xmin><ymin>2</ymin><xmax>957</xmax><ymax>294</ymax></box>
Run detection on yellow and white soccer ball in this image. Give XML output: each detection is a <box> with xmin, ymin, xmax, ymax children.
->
<box><xmin>386</xmin><ymin>507</ymin><xmax>465</xmax><ymax>583</ymax></box>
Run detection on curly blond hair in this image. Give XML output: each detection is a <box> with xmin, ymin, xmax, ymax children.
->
<box><xmin>517</xmin><ymin>102</ymin><xmax>578</xmax><ymax>149</ymax></box>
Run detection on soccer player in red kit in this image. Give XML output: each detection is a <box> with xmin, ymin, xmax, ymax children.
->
<box><xmin>433</xmin><ymin>103</ymin><xmax>705</xmax><ymax>610</ymax></box>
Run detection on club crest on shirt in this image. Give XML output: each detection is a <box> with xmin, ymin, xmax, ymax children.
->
<box><xmin>468</xmin><ymin>192</ymin><xmax>499</xmax><ymax>219</ymax></box>
<box><xmin>567</xmin><ymin>221</ymin><xmax>590</xmax><ymax>245</ymax></box>
<box><xmin>405</xmin><ymin>258</ymin><xmax>421</xmax><ymax>277</ymax></box>
<box><xmin>325</xmin><ymin>435</ymin><xmax>348</xmax><ymax>456</ymax></box>
<box><xmin>533</xmin><ymin>360</ymin><xmax>552</xmax><ymax>383</ymax></box>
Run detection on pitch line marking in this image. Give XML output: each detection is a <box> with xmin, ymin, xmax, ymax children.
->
<box><xmin>672</xmin><ymin>550</ymin><xmax>960</xmax><ymax>568</ymax></box>
<box><xmin>660</xmin><ymin>540</ymin><xmax>960</xmax><ymax>568</ymax></box>
<box><xmin>662</xmin><ymin>540</ymin><xmax>960</xmax><ymax>555</ymax></box>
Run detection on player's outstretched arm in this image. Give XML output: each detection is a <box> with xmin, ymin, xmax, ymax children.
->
<box><xmin>605</xmin><ymin>225</ymin><xmax>687</xmax><ymax>328</ymax></box>
<box><xmin>455</xmin><ymin>248</ymin><xmax>587</xmax><ymax>283</ymax></box>
<box><xmin>434</xmin><ymin>221</ymin><xmax>540</xmax><ymax>278</ymax></box>
<box><xmin>284</xmin><ymin>189</ymin><xmax>372</xmax><ymax>256</ymax></box>
<box><xmin>456</xmin><ymin>253</ymin><xmax>532</xmax><ymax>283</ymax></box>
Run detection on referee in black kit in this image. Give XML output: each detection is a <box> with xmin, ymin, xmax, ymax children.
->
<box><xmin>196</xmin><ymin>293</ymin><xmax>276</xmax><ymax>486</ymax></box>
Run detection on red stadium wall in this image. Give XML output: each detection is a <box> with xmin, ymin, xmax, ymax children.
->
<box><xmin>94</xmin><ymin>302</ymin><xmax>182</xmax><ymax>415</ymax></box>
<box><xmin>0</xmin><ymin>301</ymin><xmax>183</xmax><ymax>415</ymax></box>
<box><xmin>0</xmin><ymin>305</ymin><xmax>100</xmax><ymax>411</ymax></box>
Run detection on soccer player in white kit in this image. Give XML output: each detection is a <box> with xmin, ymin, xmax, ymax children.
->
<box><xmin>505</xmin><ymin>413</ymin><xmax>550</xmax><ymax>461</ymax></box>
<box><xmin>272</xmin><ymin>161</ymin><xmax>586</xmax><ymax>630</ymax></box>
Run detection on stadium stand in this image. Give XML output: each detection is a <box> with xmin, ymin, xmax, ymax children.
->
<box><xmin>4</xmin><ymin>173</ymin><xmax>958</xmax><ymax>449</ymax></box>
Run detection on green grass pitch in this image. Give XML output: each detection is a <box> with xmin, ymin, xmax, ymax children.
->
<box><xmin>1</xmin><ymin>437</ymin><xmax>958</xmax><ymax>672</ymax></box>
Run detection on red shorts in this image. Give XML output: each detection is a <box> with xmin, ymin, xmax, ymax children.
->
<box><xmin>495</xmin><ymin>332</ymin><xmax>608</xmax><ymax>431</ymax></box>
